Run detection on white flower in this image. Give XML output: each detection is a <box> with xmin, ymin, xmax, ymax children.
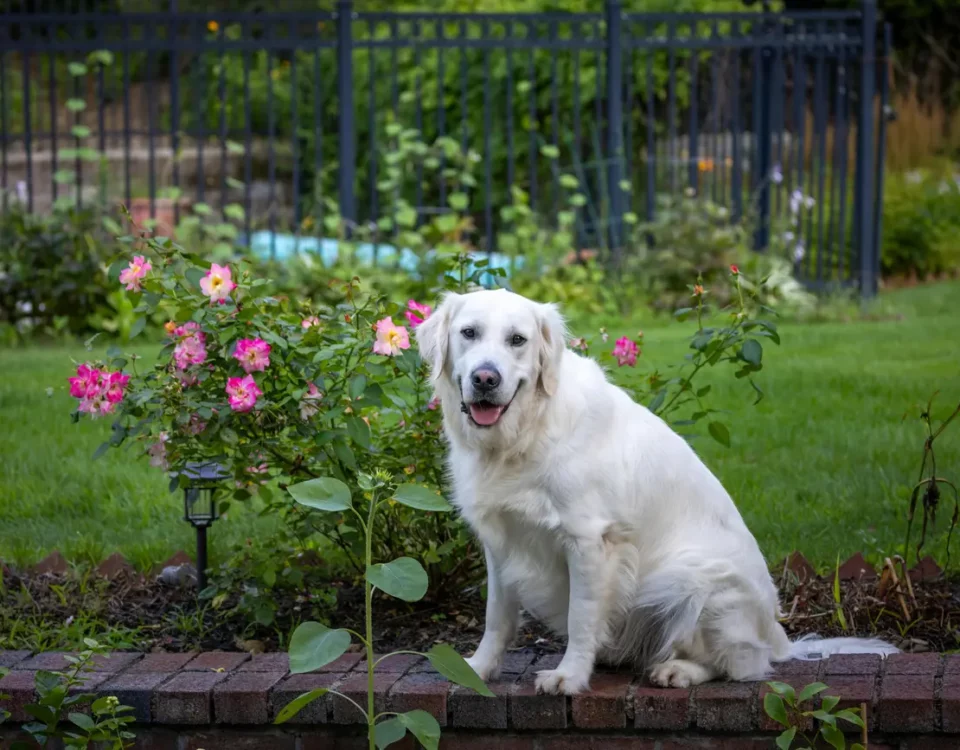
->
<box><xmin>771</xmin><ymin>164</ymin><xmax>783</xmax><ymax>184</ymax></box>
<box><xmin>793</xmin><ymin>241</ymin><xmax>806</xmax><ymax>263</ymax></box>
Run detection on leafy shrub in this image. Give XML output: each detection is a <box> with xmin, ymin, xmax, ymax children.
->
<box><xmin>0</xmin><ymin>206</ymin><xmax>115</xmax><ymax>341</ymax></box>
<box><xmin>881</xmin><ymin>166</ymin><xmax>960</xmax><ymax>279</ymax></box>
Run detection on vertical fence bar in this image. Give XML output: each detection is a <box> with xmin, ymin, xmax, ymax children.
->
<box><xmin>0</xmin><ymin>51</ymin><xmax>8</xmax><ymax>208</ymax></box>
<box><xmin>266</xmin><ymin>45</ymin><xmax>276</xmax><ymax>255</ymax></box>
<box><xmin>122</xmin><ymin>18</ymin><xmax>131</xmax><ymax>208</ymax></box>
<box><xmin>871</xmin><ymin>22</ymin><xmax>891</xmax><ymax>284</ymax></box>
<box><xmin>549</xmin><ymin>18</ymin><xmax>559</xmax><ymax>217</ymax></box>
<box><xmin>836</xmin><ymin>43</ymin><xmax>851</xmax><ymax>281</ymax></box>
<box><xmin>461</xmin><ymin>20</ymin><xmax>469</xmax><ymax>154</ymax></box>
<box><xmin>170</xmin><ymin>13</ymin><xmax>182</xmax><ymax>222</ymax></box>
<box><xmin>753</xmin><ymin>14</ymin><xmax>773</xmax><ymax>250</ymax></box>
<box><xmin>312</xmin><ymin>35</ymin><xmax>322</xmax><ymax>230</ymax></box>
<box><xmin>243</xmin><ymin>21</ymin><xmax>253</xmax><ymax>242</ymax></box>
<box><xmin>856</xmin><ymin>0</ymin><xmax>877</xmax><ymax>297</ymax></box>
<box><xmin>337</xmin><ymin>0</ymin><xmax>356</xmax><ymax>223</ymax></box>
<box><xmin>21</xmin><ymin>40</ymin><xmax>33</xmax><ymax>211</ymax></box>
<box><xmin>194</xmin><ymin>16</ymin><xmax>206</xmax><ymax>208</ymax></box>
<box><xmin>730</xmin><ymin>23</ymin><xmax>742</xmax><ymax>221</ymax></box>
<box><xmin>48</xmin><ymin>49</ymin><xmax>58</xmax><ymax>204</ymax></box>
<box><xmin>807</xmin><ymin>24</ymin><xmax>826</xmax><ymax>281</ymax></box>
<box><xmin>605</xmin><ymin>0</ymin><xmax>624</xmax><ymax>260</ymax></box>
<box><xmin>367</xmin><ymin>24</ymin><xmax>377</xmax><ymax>234</ymax></box>
<box><xmin>414</xmin><ymin>20</ymin><xmax>423</xmax><ymax>219</ymax></box>
<box><xmin>687</xmin><ymin>43</ymin><xmax>698</xmax><ymax>192</ymax></box>
<box><xmin>290</xmin><ymin>36</ymin><xmax>300</xmax><ymax>233</ymax></box>
<box><xmin>505</xmin><ymin>22</ymin><xmax>514</xmax><ymax>195</ymax></box>
<box><xmin>146</xmin><ymin>23</ymin><xmax>157</xmax><ymax>216</ymax></box>
<box><xmin>438</xmin><ymin>21</ymin><xmax>448</xmax><ymax>204</ymax></box>
<box><xmin>218</xmin><ymin>24</ymin><xmax>228</xmax><ymax>216</ymax></box>
<box><xmin>483</xmin><ymin>25</ymin><xmax>492</xmax><ymax>253</ymax></box>
<box><xmin>710</xmin><ymin>23</ymin><xmax>719</xmax><ymax>203</ymax></box>
<box><xmin>527</xmin><ymin>40</ymin><xmax>536</xmax><ymax>211</ymax></box>
<box><xmin>645</xmin><ymin>40</ymin><xmax>654</xmax><ymax>222</ymax></box>
<box><xmin>666</xmin><ymin>22</ymin><xmax>676</xmax><ymax>194</ymax></box>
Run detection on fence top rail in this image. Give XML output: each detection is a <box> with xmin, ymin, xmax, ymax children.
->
<box><xmin>0</xmin><ymin>8</ymin><xmax>864</xmax><ymax>24</ymax></box>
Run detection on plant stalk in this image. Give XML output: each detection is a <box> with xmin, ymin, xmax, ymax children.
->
<box><xmin>365</xmin><ymin>494</ymin><xmax>377</xmax><ymax>750</ymax></box>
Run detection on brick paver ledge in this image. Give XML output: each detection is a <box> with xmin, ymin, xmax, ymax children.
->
<box><xmin>0</xmin><ymin>649</ymin><xmax>953</xmax><ymax>749</ymax></box>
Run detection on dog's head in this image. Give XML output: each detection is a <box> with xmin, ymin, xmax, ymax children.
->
<box><xmin>415</xmin><ymin>289</ymin><xmax>566</xmax><ymax>444</ymax></box>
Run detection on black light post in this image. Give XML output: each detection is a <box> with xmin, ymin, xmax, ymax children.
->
<box><xmin>179</xmin><ymin>461</ymin><xmax>229</xmax><ymax>593</ymax></box>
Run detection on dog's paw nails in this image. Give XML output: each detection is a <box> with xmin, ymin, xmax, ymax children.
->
<box><xmin>649</xmin><ymin>660</ymin><xmax>705</xmax><ymax>688</ymax></box>
<box><xmin>465</xmin><ymin>656</ymin><xmax>500</xmax><ymax>682</ymax></box>
<box><xmin>534</xmin><ymin>668</ymin><xmax>590</xmax><ymax>695</ymax></box>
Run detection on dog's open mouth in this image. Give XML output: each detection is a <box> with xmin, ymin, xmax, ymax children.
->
<box><xmin>467</xmin><ymin>400</ymin><xmax>507</xmax><ymax>427</ymax></box>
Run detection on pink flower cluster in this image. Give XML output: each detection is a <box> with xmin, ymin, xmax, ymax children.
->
<box><xmin>233</xmin><ymin>338</ymin><xmax>271</xmax><ymax>374</ymax></box>
<box><xmin>226</xmin><ymin>374</ymin><xmax>262</xmax><ymax>413</ymax></box>
<box><xmin>119</xmin><ymin>256</ymin><xmax>151</xmax><ymax>292</ymax></box>
<box><xmin>405</xmin><ymin>300</ymin><xmax>431</xmax><ymax>328</ymax></box>
<box><xmin>612</xmin><ymin>337</ymin><xmax>639</xmax><ymax>367</ymax></box>
<box><xmin>68</xmin><ymin>363</ymin><xmax>130</xmax><ymax>417</ymax></box>
<box><xmin>169</xmin><ymin>322</ymin><xmax>208</xmax><ymax>379</ymax></box>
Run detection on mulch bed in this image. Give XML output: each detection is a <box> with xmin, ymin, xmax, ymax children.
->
<box><xmin>2</xmin><ymin>563</ymin><xmax>957</xmax><ymax>656</ymax></box>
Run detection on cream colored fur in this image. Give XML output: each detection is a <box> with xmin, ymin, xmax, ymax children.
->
<box><xmin>415</xmin><ymin>288</ymin><xmax>897</xmax><ymax>695</ymax></box>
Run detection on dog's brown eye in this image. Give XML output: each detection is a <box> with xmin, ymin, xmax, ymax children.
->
<box><xmin>462</xmin><ymin>327</ymin><xmax>476</xmax><ymax>340</ymax></box>
<box><xmin>511</xmin><ymin>334</ymin><xmax>527</xmax><ymax>347</ymax></box>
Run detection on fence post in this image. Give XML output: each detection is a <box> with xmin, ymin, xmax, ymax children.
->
<box><xmin>856</xmin><ymin>0</ymin><xmax>877</xmax><ymax>297</ymax></box>
<box><xmin>752</xmin><ymin>14</ymin><xmax>774</xmax><ymax>251</ymax></box>
<box><xmin>336</xmin><ymin>0</ymin><xmax>357</xmax><ymax>224</ymax></box>
<box><xmin>605</xmin><ymin>0</ymin><xmax>624</xmax><ymax>263</ymax></box>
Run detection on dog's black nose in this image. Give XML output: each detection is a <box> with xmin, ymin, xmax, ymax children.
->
<box><xmin>471</xmin><ymin>367</ymin><xmax>501</xmax><ymax>392</ymax></box>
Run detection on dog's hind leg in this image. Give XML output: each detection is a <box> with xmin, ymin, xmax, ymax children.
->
<box><xmin>466</xmin><ymin>545</ymin><xmax>520</xmax><ymax>681</ymax></box>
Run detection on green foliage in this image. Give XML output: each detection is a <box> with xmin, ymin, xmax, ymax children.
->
<box><xmin>277</xmin><ymin>472</ymin><xmax>490</xmax><ymax>749</ymax></box>
<box><xmin>764</xmin><ymin>680</ymin><xmax>866</xmax><ymax>750</ymax></box>
<box><xmin>881</xmin><ymin>167</ymin><xmax>960</xmax><ymax>279</ymax></box>
<box><xmin>0</xmin><ymin>639</ymin><xmax>136</xmax><ymax>749</ymax></box>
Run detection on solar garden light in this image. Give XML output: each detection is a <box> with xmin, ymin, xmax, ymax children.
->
<box><xmin>179</xmin><ymin>461</ymin><xmax>229</xmax><ymax>593</ymax></box>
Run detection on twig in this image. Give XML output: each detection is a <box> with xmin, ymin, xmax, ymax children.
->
<box><xmin>895</xmin><ymin>555</ymin><xmax>918</xmax><ymax>611</ymax></box>
<box><xmin>884</xmin><ymin>557</ymin><xmax>911</xmax><ymax>621</ymax></box>
<box><xmin>861</xmin><ymin>701</ymin><xmax>869</xmax><ymax>749</ymax></box>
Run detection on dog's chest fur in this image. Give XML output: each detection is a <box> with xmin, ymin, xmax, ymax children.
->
<box><xmin>449</xmin><ymin>451</ymin><xmax>575</xmax><ymax>632</ymax></box>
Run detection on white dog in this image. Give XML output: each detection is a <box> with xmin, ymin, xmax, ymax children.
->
<box><xmin>415</xmin><ymin>288</ymin><xmax>897</xmax><ymax>695</ymax></box>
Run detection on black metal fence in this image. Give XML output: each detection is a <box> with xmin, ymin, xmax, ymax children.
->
<box><xmin>0</xmin><ymin>0</ymin><xmax>891</xmax><ymax>294</ymax></box>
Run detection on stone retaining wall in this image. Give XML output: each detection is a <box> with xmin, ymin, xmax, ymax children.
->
<box><xmin>1</xmin><ymin>649</ymin><xmax>957</xmax><ymax>749</ymax></box>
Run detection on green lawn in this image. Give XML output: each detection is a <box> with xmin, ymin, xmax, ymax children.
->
<box><xmin>1</xmin><ymin>281</ymin><xmax>958</xmax><ymax>573</ymax></box>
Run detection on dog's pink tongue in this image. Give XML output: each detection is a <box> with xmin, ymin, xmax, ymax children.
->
<box><xmin>469</xmin><ymin>403</ymin><xmax>504</xmax><ymax>426</ymax></box>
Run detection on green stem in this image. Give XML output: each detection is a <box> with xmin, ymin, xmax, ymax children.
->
<box><xmin>365</xmin><ymin>492</ymin><xmax>378</xmax><ymax>750</ymax></box>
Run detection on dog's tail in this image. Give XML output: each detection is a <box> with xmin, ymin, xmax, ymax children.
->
<box><xmin>785</xmin><ymin>634</ymin><xmax>899</xmax><ymax>661</ymax></box>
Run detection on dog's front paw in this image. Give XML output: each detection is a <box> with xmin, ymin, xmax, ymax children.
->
<box><xmin>535</xmin><ymin>667</ymin><xmax>591</xmax><ymax>695</ymax></box>
<box><xmin>465</xmin><ymin>654</ymin><xmax>501</xmax><ymax>682</ymax></box>
<box><xmin>649</xmin><ymin>659</ymin><xmax>712</xmax><ymax>688</ymax></box>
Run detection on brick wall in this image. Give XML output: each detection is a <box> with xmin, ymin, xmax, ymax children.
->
<box><xmin>0</xmin><ymin>649</ymin><xmax>956</xmax><ymax>749</ymax></box>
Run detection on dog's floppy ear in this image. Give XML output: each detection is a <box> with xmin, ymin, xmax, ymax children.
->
<box><xmin>536</xmin><ymin>301</ymin><xmax>567</xmax><ymax>397</ymax></box>
<box><xmin>415</xmin><ymin>292</ymin><xmax>462</xmax><ymax>381</ymax></box>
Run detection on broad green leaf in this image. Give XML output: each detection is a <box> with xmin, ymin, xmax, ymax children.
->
<box><xmin>92</xmin><ymin>442</ymin><xmax>110</xmax><ymax>461</ymax></box>
<box><xmin>274</xmin><ymin>688</ymin><xmax>328</xmax><ymax>724</ymax></box>
<box><xmin>775</xmin><ymin>727</ymin><xmax>797</xmax><ymax>750</ymax></box>
<box><xmin>288</xmin><ymin>622</ymin><xmax>351</xmax><ymax>674</ymax></box>
<box><xmin>708</xmin><ymin>421</ymin><xmax>731</xmax><ymax>448</ymax></box>
<box><xmin>540</xmin><ymin>144</ymin><xmax>559</xmax><ymax>159</ymax></box>
<box><xmin>820</xmin><ymin>694</ymin><xmax>840</xmax><ymax>712</ymax></box>
<box><xmin>366</xmin><ymin>557</ymin><xmax>428</xmax><ymax>602</ymax></box>
<box><xmin>68</xmin><ymin>62</ymin><xmax>88</xmax><ymax>76</ymax></box>
<box><xmin>767</xmin><ymin>681</ymin><xmax>796</xmax><ymax>703</ymax></box>
<box><xmin>397</xmin><ymin>710</ymin><xmax>441</xmax><ymax>750</ymax></box>
<box><xmin>426</xmin><ymin>644</ymin><xmax>494</xmax><ymax>697</ymax></box>
<box><xmin>448</xmin><ymin>192</ymin><xmax>469</xmax><ymax>211</ymax></box>
<box><xmin>374</xmin><ymin>716</ymin><xmax>407</xmax><ymax>748</ymax></box>
<box><xmin>811</xmin><ymin>709</ymin><xmax>837</xmax><ymax>726</ymax></box>
<box><xmin>797</xmin><ymin>682</ymin><xmax>829</xmax><ymax>703</ymax></box>
<box><xmin>393</xmin><ymin>484</ymin><xmax>452</xmax><ymax>512</ymax></box>
<box><xmin>68</xmin><ymin>712</ymin><xmax>95</xmax><ymax>731</ymax></box>
<box><xmin>820</xmin><ymin>722</ymin><xmax>846</xmax><ymax>750</ymax></box>
<box><xmin>741</xmin><ymin>338</ymin><xmax>763</xmax><ymax>366</ymax></box>
<box><xmin>763</xmin><ymin>692</ymin><xmax>789</xmax><ymax>727</ymax></box>
<box><xmin>129</xmin><ymin>316</ymin><xmax>146</xmax><ymax>340</ymax></box>
<box><xmin>185</xmin><ymin>267</ymin><xmax>206</xmax><ymax>288</ymax></box>
<box><xmin>834</xmin><ymin>708</ymin><xmax>865</xmax><ymax>728</ymax></box>
<box><xmin>346</xmin><ymin>417</ymin><xmax>371</xmax><ymax>450</ymax></box>
<box><xmin>288</xmin><ymin>477</ymin><xmax>352</xmax><ymax>512</ymax></box>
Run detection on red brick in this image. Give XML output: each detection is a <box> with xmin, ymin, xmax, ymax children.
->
<box><xmin>182</xmin><ymin>731</ymin><xmax>296</xmax><ymax>750</ymax></box>
<box><xmin>877</xmin><ymin>673</ymin><xmax>936</xmax><ymax>732</ymax></box>
<box><xmin>128</xmin><ymin>652</ymin><xmax>198</xmax><ymax>673</ymax></box>
<box><xmin>758</xmin><ymin>680</ymin><xmax>813</xmax><ymax>732</ymax></box>
<box><xmin>633</xmin><ymin>685</ymin><xmax>690</xmax><ymax>729</ymax></box>
<box><xmin>270</xmin><ymin>672</ymin><xmax>341</xmax><ymax>724</ymax></box>
<box><xmin>884</xmin><ymin>652</ymin><xmax>941</xmax><ymax>676</ymax></box>
<box><xmin>0</xmin><ymin>669</ymin><xmax>36</xmax><ymax>722</ymax></box>
<box><xmin>500</xmin><ymin>650</ymin><xmax>539</xmax><ymax>675</ymax></box>
<box><xmin>154</xmin><ymin>670</ymin><xmax>229</xmax><ymax>724</ymax></box>
<box><xmin>571</xmin><ymin>673</ymin><xmax>631</xmax><ymax>729</ymax></box>
<box><xmin>662</xmin><ymin>741</ymin><xmax>770</xmax><ymax>750</ymax></box>
<box><xmin>319</xmin><ymin>652</ymin><xmax>363</xmax><ymax>673</ymax></box>
<box><xmin>98</xmin><ymin>670</ymin><xmax>170</xmax><ymax>722</ymax></box>
<box><xmin>0</xmin><ymin>651</ymin><xmax>31</xmax><ymax>668</ymax></box>
<box><xmin>331</xmin><ymin>671</ymin><xmax>402</xmax><ymax>724</ymax></box>
<box><xmin>768</xmin><ymin>659</ymin><xmax>821</xmax><ymax>679</ymax></box>
<box><xmin>89</xmin><ymin>651</ymin><xmax>143</xmax><ymax>673</ymax></box>
<box><xmin>15</xmin><ymin>651</ymin><xmax>75</xmax><ymax>671</ymax></box>
<box><xmin>939</xmin><ymin>673</ymin><xmax>960</xmax><ymax>732</ymax></box>
<box><xmin>351</xmin><ymin>653</ymin><xmax>423</xmax><ymax>674</ymax></box>
<box><xmin>902</xmin><ymin>739</ymin><xmax>960</xmax><ymax>750</ymax></box>
<box><xmin>541</xmin><ymin>739</ymin><xmax>658</xmax><ymax>750</ymax></box>
<box><xmin>238</xmin><ymin>652</ymin><xmax>289</xmax><ymax>673</ymax></box>
<box><xmin>443</xmin><ymin>736</ymin><xmax>537</xmax><ymax>750</ymax></box>
<box><xmin>510</xmin><ymin>679</ymin><xmax>567</xmax><ymax>729</ymax></box>
<box><xmin>822</xmin><ymin>676</ymin><xmax>877</xmax><ymax>730</ymax></box>
<box><xmin>214</xmin><ymin>670</ymin><xmax>286</xmax><ymax>724</ymax></box>
<box><xmin>449</xmin><ymin>679</ymin><xmax>513</xmax><ymax>729</ymax></box>
<box><xmin>183</xmin><ymin>651</ymin><xmax>250</xmax><ymax>672</ymax></box>
<box><xmin>693</xmin><ymin>681</ymin><xmax>758</xmax><ymax>731</ymax></box>
<box><xmin>528</xmin><ymin>653</ymin><xmax>563</xmax><ymax>673</ymax></box>
<box><xmin>388</xmin><ymin>671</ymin><xmax>450</xmax><ymax>726</ymax></box>
<box><xmin>823</xmin><ymin>653</ymin><xmax>882</xmax><ymax>676</ymax></box>
<box><xmin>942</xmin><ymin>654</ymin><xmax>960</xmax><ymax>677</ymax></box>
<box><xmin>117</xmin><ymin>727</ymin><xmax>180</xmax><ymax>750</ymax></box>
